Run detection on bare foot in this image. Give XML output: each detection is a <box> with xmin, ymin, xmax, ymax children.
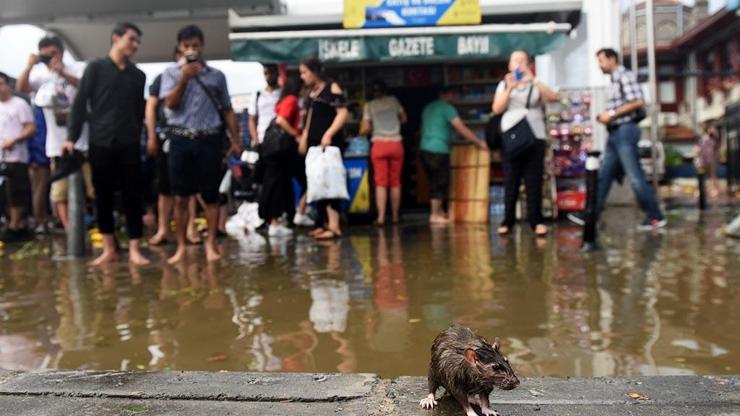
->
<box><xmin>129</xmin><ymin>250</ymin><xmax>150</xmax><ymax>266</ymax></box>
<box><xmin>498</xmin><ymin>225</ymin><xmax>510</xmax><ymax>235</ymax></box>
<box><xmin>419</xmin><ymin>393</ymin><xmax>438</xmax><ymax>409</ymax></box>
<box><xmin>308</xmin><ymin>228</ymin><xmax>326</xmax><ymax>238</ymax></box>
<box><xmin>148</xmin><ymin>232</ymin><xmax>169</xmax><ymax>246</ymax></box>
<box><xmin>89</xmin><ymin>250</ymin><xmax>119</xmax><ymax>267</ymax></box>
<box><xmin>430</xmin><ymin>215</ymin><xmax>450</xmax><ymax>225</ymax></box>
<box><xmin>205</xmin><ymin>243</ymin><xmax>222</xmax><ymax>262</ymax></box>
<box><xmin>167</xmin><ymin>247</ymin><xmax>187</xmax><ymax>265</ymax></box>
<box><xmin>535</xmin><ymin>224</ymin><xmax>548</xmax><ymax>236</ymax></box>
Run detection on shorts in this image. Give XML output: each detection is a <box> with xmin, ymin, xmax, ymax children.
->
<box><xmin>371</xmin><ymin>140</ymin><xmax>404</xmax><ymax>188</ymax></box>
<box><xmin>50</xmin><ymin>158</ymin><xmax>95</xmax><ymax>204</ymax></box>
<box><xmin>1</xmin><ymin>162</ymin><xmax>31</xmax><ymax>208</ymax></box>
<box><xmin>420</xmin><ymin>151</ymin><xmax>450</xmax><ymax>200</ymax></box>
<box><xmin>155</xmin><ymin>147</ymin><xmax>172</xmax><ymax>196</ymax></box>
<box><xmin>168</xmin><ymin>133</ymin><xmax>223</xmax><ymax>204</ymax></box>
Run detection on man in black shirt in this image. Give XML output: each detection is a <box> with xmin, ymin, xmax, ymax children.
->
<box><xmin>64</xmin><ymin>22</ymin><xmax>149</xmax><ymax>266</ymax></box>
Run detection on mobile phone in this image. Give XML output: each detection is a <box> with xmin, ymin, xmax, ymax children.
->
<box><xmin>185</xmin><ymin>52</ymin><xmax>199</xmax><ymax>63</ymax></box>
<box><xmin>39</xmin><ymin>54</ymin><xmax>53</xmax><ymax>65</ymax></box>
<box><xmin>514</xmin><ymin>68</ymin><xmax>523</xmax><ymax>81</ymax></box>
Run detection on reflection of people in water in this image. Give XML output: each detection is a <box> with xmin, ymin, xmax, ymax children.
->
<box><xmin>367</xmin><ymin>228</ymin><xmax>410</xmax><ymax>353</ymax></box>
<box><xmin>276</xmin><ymin>320</ymin><xmax>318</xmax><ymax>372</ymax></box>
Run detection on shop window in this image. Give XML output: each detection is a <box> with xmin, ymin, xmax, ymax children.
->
<box><xmin>659</xmin><ymin>81</ymin><xmax>676</xmax><ymax>104</ymax></box>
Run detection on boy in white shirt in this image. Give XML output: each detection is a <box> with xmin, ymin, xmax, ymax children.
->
<box><xmin>0</xmin><ymin>72</ymin><xmax>36</xmax><ymax>241</ymax></box>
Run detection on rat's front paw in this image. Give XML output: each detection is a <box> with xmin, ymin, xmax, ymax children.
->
<box><xmin>419</xmin><ymin>394</ymin><xmax>438</xmax><ymax>410</ymax></box>
<box><xmin>481</xmin><ymin>409</ymin><xmax>500</xmax><ymax>416</ymax></box>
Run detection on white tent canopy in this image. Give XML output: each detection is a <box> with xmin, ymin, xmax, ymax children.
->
<box><xmin>0</xmin><ymin>0</ymin><xmax>281</xmax><ymax>62</ymax></box>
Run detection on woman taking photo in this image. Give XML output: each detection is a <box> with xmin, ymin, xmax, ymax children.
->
<box><xmin>259</xmin><ymin>76</ymin><xmax>303</xmax><ymax>237</ymax></box>
<box><xmin>299</xmin><ymin>57</ymin><xmax>348</xmax><ymax>240</ymax></box>
<box><xmin>492</xmin><ymin>50</ymin><xmax>559</xmax><ymax>237</ymax></box>
<box><xmin>360</xmin><ymin>79</ymin><xmax>407</xmax><ymax>225</ymax></box>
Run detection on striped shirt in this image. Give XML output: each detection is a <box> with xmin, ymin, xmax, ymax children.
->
<box><xmin>607</xmin><ymin>66</ymin><xmax>644</xmax><ymax>126</ymax></box>
<box><xmin>160</xmin><ymin>64</ymin><xmax>231</xmax><ymax>131</ymax></box>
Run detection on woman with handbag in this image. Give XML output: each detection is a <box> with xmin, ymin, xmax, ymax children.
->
<box><xmin>298</xmin><ymin>57</ymin><xmax>349</xmax><ymax>240</ymax></box>
<box><xmin>492</xmin><ymin>50</ymin><xmax>559</xmax><ymax>236</ymax></box>
<box><xmin>259</xmin><ymin>76</ymin><xmax>303</xmax><ymax>237</ymax></box>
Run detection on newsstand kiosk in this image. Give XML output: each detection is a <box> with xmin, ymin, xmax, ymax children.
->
<box><xmin>230</xmin><ymin>1</ymin><xmax>579</xmax><ymax>223</ymax></box>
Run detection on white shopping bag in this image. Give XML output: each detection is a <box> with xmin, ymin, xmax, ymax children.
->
<box><xmin>305</xmin><ymin>146</ymin><xmax>350</xmax><ymax>203</ymax></box>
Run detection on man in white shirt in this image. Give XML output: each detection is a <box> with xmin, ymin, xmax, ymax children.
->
<box><xmin>248</xmin><ymin>64</ymin><xmax>281</xmax><ymax>145</ymax></box>
<box><xmin>16</xmin><ymin>35</ymin><xmax>94</xmax><ymax>231</ymax></box>
<box><xmin>0</xmin><ymin>72</ymin><xmax>36</xmax><ymax>242</ymax></box>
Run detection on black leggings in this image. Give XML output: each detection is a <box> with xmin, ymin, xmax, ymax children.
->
<box><xmin>89</xmin><ymin>144</ymin><xmax>143</xmax><ymax>239</ymax></box>
<box><xmin>258</xmin><ymin>152</ymin><xmax>295</xmax><ymax>223</ymax></box>
<box><xmin>317</xmin><ymin>199</ymin><xmax>342</xmax><ymax>229</ymax></box>
<box><xmin>501</xmin><ymin>140</ymin><xmax>546</xmax><ymax>229</ymax></box>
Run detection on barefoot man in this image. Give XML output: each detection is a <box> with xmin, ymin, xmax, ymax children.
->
<box><xmin>64</xmin><ymin>22</ymin><xmax>149</xmax><ymax>266</ymax></box>
<box><xmin>160</xmin><ymin>25</ymin><xmax>240</xmax><ymax>264</ymax></box>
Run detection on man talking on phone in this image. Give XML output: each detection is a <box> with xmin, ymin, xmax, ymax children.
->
<box><xmin>160</xmin><ymin>24</ymin><xmax>241</xmax><ymax>264</ymax></box>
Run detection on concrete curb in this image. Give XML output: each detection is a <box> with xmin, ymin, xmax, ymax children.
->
<box><xmin>1</xmin><ymin>370</ymin><xmax>739</xmax><ymax>415</ymax></box>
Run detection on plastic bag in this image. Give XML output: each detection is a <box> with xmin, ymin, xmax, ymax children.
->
<box><xmin>305</xmin><ymin>146</ymin><xmax>349</xmax><ymax>203</ymax></box>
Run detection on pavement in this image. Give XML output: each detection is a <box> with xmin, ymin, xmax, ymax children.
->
<box><xmin>1</xmin><ymin>370</ymin><xmax>739</xmax><ymax>415</ymax></box>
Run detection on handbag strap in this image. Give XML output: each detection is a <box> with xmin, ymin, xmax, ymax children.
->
<box><xmin>525</xmin><ymin>83</ymin><xmax>534</xmax><ymax>110</ymax></box>
<box><xmin>193</xmin><ymin>74</ymin><xmax>227</xmax><ymax>127</ymax></box>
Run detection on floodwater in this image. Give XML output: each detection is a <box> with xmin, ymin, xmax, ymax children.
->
<box><xmin>1</xmin><ymin>207</ymin><xmax>738</xmax><ymax>379</ymax></box>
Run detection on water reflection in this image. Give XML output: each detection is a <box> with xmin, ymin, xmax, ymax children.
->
<box><xmin>0</xmin><ymin>208</ymin><xmax>738</xmax><ymax>377</ymax></box>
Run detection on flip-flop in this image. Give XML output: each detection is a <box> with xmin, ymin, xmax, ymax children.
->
<box><xmin>314</xmin><ymin>229</ymin><xmax>342</xmax><ymax>240</ymax></box>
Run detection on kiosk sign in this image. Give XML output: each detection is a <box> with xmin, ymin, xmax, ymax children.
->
<box><xmin>344</xmin><ymin>0</ymin><xmax>481</xmax><ymax>29</ymax></box>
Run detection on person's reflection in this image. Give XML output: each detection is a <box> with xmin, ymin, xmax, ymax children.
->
<box><xmin>276</xmin><ymin>320</ymin><xmax>318</xmax><ymax>372</ymax></box>
<box><xmin>367</xmin><ymin>228</ymin><xmax>410</xmax><ymax>354</ymax></box>
<box><xmin>308</xmin><ymin>240</ymin><xmax>356</xmax><ymax>372</ymax></box>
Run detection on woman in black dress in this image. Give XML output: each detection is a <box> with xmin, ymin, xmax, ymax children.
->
<box><xmin>298</xmin><ymin>57</ymin><xmax>348</xmax><ymax>240</ymax></box>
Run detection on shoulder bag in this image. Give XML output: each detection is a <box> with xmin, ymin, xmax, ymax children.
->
<box><xmin>501</xmin><ymin>84</ymin><xmax>538</xmax><ymax>160</ymax></box>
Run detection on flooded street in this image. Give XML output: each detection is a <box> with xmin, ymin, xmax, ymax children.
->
<box><xmin>1</xmin><ymin>207</ymin><xmax>738</xmax><ymax>379</ymax></box>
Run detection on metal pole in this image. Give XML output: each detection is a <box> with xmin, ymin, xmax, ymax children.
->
<box><xmin>582</xmin><ymin>151</ymin><xmax>602</xmax><ymax>252</ymax></box>
<box><xmin>67</xmin><ymin>171</ymin><xmax>87</xmax><ymax>257</ymax></box>
<box><xmin>645</xmin><ymin>0</ymin><xmax>660</xmax><ymax>192</ymax></box>
<box><xmin>629</xmin><ymin>0</ymin><xmax>639</xmax><ymax>74</ymax></box>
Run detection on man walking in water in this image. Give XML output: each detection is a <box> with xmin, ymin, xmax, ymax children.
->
<box><xmin>64</xmin><ymin>22</ymin><xmax>149</xmax><ymax>265</ymax></box>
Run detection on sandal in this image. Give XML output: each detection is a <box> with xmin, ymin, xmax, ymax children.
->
<box><xmin>314</xmin><ymin>229</ymin><xmax>342</xmax><ymax>240</ymax></box>
<box><xmin>308</xmin><ymin>228</ymin><xmax>326</xmax><ymax>238</ymax></box>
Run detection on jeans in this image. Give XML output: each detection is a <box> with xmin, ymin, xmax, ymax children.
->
<box><xmin>596</xmin><ymin>123</ymin><xmax>663</xmax><ymax>221</ymax></box>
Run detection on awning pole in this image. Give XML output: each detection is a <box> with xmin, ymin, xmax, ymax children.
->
<box><xmin>629</xmin><ymin>0</ymin><xmax>638</xmax><ymax>74</ymax></box>
<box><xmin>645</xmin><ymin>0</ymin><xmax>660</xmax><ymax>192</ymax></box>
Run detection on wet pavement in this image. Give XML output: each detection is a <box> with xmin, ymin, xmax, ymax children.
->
<box><xmin>0</xmin><ymin>207</ymin><xmax>738</xmax><ymax>379</ymax></box>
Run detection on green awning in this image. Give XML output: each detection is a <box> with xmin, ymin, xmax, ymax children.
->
<box><xmin>230</xmin><ymin>23</ymin><xmax>571</xmax><ymax>64</ymax></box>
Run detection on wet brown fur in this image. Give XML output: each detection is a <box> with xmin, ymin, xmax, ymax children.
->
<box><xmin>427</xmin><ymin>324</ymin><xmax>519</xmax><ymax>407</ymax></box>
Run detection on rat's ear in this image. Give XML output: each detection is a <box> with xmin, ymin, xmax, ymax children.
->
<box><xmin>492</xmin><ymin>337</ymin><xmax>501</xmax><ymax>352</ymax></box>
<box><xmin>464</xmin><ymin>349</ymin><xmax>479</xmax><ymax>365</ymax></box>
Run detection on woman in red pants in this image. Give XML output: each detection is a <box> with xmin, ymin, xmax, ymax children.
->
<box><xmin>361</xmin><ymin>80</ymin><xmax>407</xmax><ymax>225</ymax></box>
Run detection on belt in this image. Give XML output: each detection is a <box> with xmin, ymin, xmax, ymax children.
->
<box><xmin>165</xmin><ymin>126</ymin><xmax>222</xmax><ymax>139</ymax></box>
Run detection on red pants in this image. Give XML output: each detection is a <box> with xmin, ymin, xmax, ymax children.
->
<box><xmin>371</xmin><ymin>140</ymin><xmax>404</xmax><ymax>188</ymax></box>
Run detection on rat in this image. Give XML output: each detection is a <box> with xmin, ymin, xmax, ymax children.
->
<box><xmin>419</xmin><ymin>324</ymin><xmax>519</xmax><ymax>416</ymax></box>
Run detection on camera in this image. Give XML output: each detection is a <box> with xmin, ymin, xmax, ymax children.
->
<box><xmin>184</xmin><ymin>52</ymin><xmax>199</xmax><ymax>63</ymax></box>
<box><xmin>39</xmin><ymin>54</ymin><xmax>53</xmax><ymax>65</ymax></box>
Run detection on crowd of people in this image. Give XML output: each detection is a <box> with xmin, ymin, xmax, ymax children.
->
<box><xmin>0</xmin><ymin>19</ymin><xmax>670</xmax><ymax>265</ymax></box>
